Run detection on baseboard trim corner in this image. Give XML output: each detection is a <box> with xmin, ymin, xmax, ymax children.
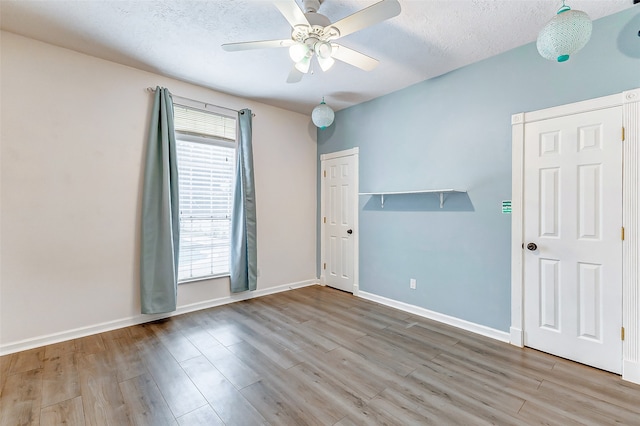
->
<box><xmin>624</xmin><ymin>360</ymin><xmax>640</xmax><ymax>385</ymax></box>
<box><xmin>510</xmin><ymin>327</ymin><xmax>524</xmax><ymax>347</ymax></box>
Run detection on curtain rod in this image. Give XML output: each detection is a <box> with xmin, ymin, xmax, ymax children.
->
<box><xmin>145</xmin><ymin>87</ymin><xmax>254</xmax><ymax>116</ymax></box>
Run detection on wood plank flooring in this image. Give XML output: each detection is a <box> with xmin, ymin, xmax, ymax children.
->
<box><xmin>1</xmin><ymin>285</ymin><xmax>639</xmax><ymax>425</ymax></box>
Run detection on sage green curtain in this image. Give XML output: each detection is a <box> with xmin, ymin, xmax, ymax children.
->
<box><xmin>140</xmin><ymin>87</ymin><xmax>180</xmax><ymax>313</ymax></box>
<box><xmin>230</xmin><ymin>109</ymin><xmax>257</xmax><ymax>293</ymax></box>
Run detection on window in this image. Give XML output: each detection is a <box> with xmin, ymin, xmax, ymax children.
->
<box><xmin>174</xmin><ymin>103</ymin><xmax>236</xmax><ymax>282</ymax></box>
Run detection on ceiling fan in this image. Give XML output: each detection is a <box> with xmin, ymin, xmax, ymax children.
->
<box><xmin>222</xmin><ymin>0</ymin><xmax>401</xmax><ymax>83</ymax></box>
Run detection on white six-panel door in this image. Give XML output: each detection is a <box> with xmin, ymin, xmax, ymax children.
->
<box><xmin>321</xmin><ymin>150</ymin><xmax>358</xmax><ymax>293</ymax></box>
<box><xmin>523</xmin><ymin>106</ymin><xmax>623</xmax><ymax>373</ymax></box>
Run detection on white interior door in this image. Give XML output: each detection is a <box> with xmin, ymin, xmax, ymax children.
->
<box><xmin>322</xmin><ymin>152</ymin><xmax>357</xmax><ymax>293</ymax></box>
<box><xmin>523</xmin><ymin>106</ymin><xmax>623</xmax><ymax>373</ymax></box>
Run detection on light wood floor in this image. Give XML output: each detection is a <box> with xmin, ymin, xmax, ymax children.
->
<box><xmin>1</xmin><ymin>285</ymin><xmax>639</xmax><ymax>425</ymax></box>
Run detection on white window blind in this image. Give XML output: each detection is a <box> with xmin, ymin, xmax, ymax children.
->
<box><xmin>174</xmin><ymin>104</ymin><xmax>236</xmax><ymax>282</ymax></box>
<box><xmin>174</xmin><ymin>105</ymin><xmax>236</xmax><ymax>141</ymax></box>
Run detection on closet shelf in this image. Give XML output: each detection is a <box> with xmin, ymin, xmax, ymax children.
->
<box><xmin>359</xmin><ymin>189</ymin><xmax>466</xmax><ymax>209</ymax></box>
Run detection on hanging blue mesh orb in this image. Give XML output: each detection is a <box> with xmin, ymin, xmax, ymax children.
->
<box><xmin>312</xmin><ymin>101</ymin><xmax>335</xmax><ymax>129</ymax></box>
<box><xmin>537</xmin><ymin>5</ymin><xmax>592</xmax><ymax>62</ymax></box>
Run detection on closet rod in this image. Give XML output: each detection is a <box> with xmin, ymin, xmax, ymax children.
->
<box><xmin>145</xmin><ymin>87</ymin><xmax>254</xmax><ymax>116</ymax></box>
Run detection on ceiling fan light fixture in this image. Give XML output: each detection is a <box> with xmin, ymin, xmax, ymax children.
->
<box><xmin>289</xmin><ymin>43</ymin><xmax>310</xmax><ymax>62</ymax></box>
<box><xmin>312</xmin><ymin>98</ymin><xmax>335</xmax><ymax>129</ymax></box>
<box><xmin>536</xmin><ymin>1</ymin><xmax>592</xmax><ymax>62</ymax></box>
<box><xmin>295</xmin><ymin>56</ymin><xmax>311</xmax><ymax>73</ymax></box>
<box><xmin>318</xmin><ymin>55</ymin><xmax>335</xmax><ymax>71</ymax></box>
<box><xmin>314</xmin><ymin>40</ymin><xmax>332</xmax><ymax>59</ymax></box>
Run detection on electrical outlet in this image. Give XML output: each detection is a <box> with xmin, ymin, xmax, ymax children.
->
<box><xmin>410</xmin><ymin>278</ymin><xmax>416</xmax><ymax>289</ymax></box>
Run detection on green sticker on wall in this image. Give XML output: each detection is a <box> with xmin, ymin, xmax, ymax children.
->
<box><xmin>502</xmin><ymin>200</ymin><xmax>512</xmax><ymax>214</ymax></box>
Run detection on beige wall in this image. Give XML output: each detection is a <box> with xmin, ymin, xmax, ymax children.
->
<box><xmin>0</xmin><ymin>32</ymin><xmax>317</xmax><ymax>351</ymax></box>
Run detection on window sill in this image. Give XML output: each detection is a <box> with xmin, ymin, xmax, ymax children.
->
<box><xmin>178</xmin><ymin>274</ymin><xmax>230</xmax><ymax>285</ymax></box>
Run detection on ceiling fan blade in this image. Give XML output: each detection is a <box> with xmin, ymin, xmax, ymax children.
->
<box><xmin>274</xmin><ymin>0</ymin><xmax>309</xmax><ymax>27</ymax></box>
<box><xmin>329</xmin><ymin>0</ymin><xmax>401</xmax><ymax>39</ymax></box>
<box><xmin>222</xmin><ymin>39</ymin><xmax>295</xmax><ymax>52</ymax></box>
<box><xmin>331</xmin><ymin>44</ymin><xmax>379</xmax><ymax>71</ymax></box>
<box><xmin>286</xmin><ymin>66</ymin><xmax>304</xmax><ymax>83</ymax></box>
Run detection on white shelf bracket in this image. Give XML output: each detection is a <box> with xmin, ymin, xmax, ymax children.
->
<box><xmin>380</xmin><ymin>194</ymin><xmax>385</xmax><ymax>208</ymax></box>
<box><xmin>439</xmin><ymin>192</ymin><xmax>444</xmax><ymax>208</ymax></box>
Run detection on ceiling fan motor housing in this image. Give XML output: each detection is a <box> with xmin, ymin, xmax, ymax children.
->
<box><xmin>291</xmin><ymin>8</ymin><xmax>339</xmax><ymax>65</ymax></box>
<box><xmin>291</xmin><ymin>6</ymin><xmax>340</xmax><ymax>52</ymax></box>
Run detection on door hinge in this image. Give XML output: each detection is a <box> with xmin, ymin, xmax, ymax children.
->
<box><xmin>622</xmin><ymin>126</ymin><xmax>625</xmax><ymax>142</ymax></box>
<box><xmin>622</xmin><ymin>227</ymin><xmax>625</xmax><ymax>241</ymax></box>
<box><xmin>323</xmin><ymin>217</ymin><xmax>326</xmax><ymax>224</ymax></box>
<box><xmin>323</xmin><ymin>263</ymin><xmax>326</xmax><ymax>270</ymax></box>
<box><xmin>622</xmin><ymin>327</ymin><xmax>625</xmax><ymax>341</ymax></box>
<box><xmin>323</xmin><ymin>170</ymin><xmax>326</xmax><ymax>178</ymax></box>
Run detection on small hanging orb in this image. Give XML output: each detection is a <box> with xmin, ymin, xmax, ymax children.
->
<box><xmin>312</xmin><ymin>99</ymin><xmax>335</xmax><ymax>129</ymax></box>
<box><xmin>537</xmin><ymin>4</ymin><xmax>592</xmax><ymax>62</ymax></box>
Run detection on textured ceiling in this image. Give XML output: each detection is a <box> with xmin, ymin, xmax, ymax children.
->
<box><xmin>0</xmin><ymin>0</ymin><xmax>635</xmax><ymax>114</ymax></box>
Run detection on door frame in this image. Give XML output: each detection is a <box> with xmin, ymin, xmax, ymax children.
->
<box><xmin>510</xmin><ymin>88</ymin><xmax>640</xmax><ymax>384</ymax></box>
<box><xmin>320</xmin><ymin>147</ymin><xmax>359</xmax><ymax>294</ymax></box>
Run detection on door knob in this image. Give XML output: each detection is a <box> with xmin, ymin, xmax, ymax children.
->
<box><xmin>527</xmin><ymin>242</ymin><xmax>537</xmax><ymax>251</ymax></box>
<box><xmin>347</xmin><ymin>229</ymin><xmax>353</xmax><ymax>235</ymax></box>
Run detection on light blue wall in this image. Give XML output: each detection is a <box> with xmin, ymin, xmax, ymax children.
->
<box><xmin>318</xmin><ymin>8</ymin><xmax>640</xmax><ymax>332</ymax></box>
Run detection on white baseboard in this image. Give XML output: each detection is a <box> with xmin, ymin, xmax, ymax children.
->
<box><xmin>0</xmin><ymin>279</ymin><xmax>319</xmax><ymax>356</ymax></box>
<box><xmin>358</xmin><ymin>291</ymin><xmax>510</xmax><ymax>343</ymax></box>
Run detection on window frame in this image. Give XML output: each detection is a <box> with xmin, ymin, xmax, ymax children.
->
<box><xmin>174</xmin><ymin>101</ymin><xmax>237</xmax><ymax>284</ymax></box>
